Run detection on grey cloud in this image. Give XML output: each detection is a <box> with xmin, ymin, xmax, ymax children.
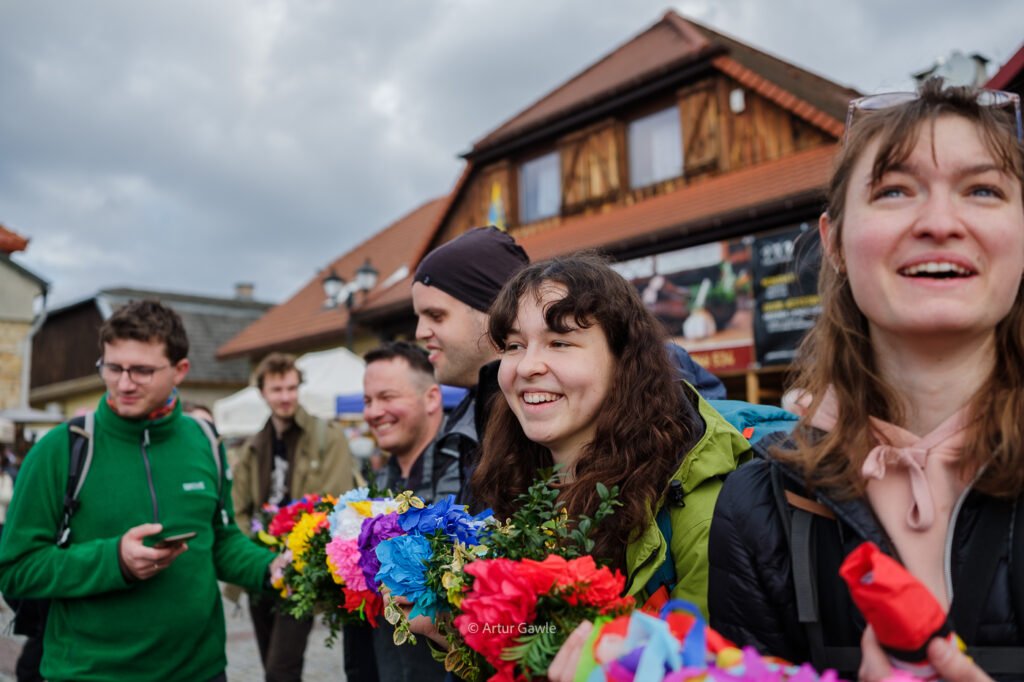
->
<box><xmin>1</xmin><ymin>0</ymin><xmax>1021</xmax><ymax>306</ymax></box>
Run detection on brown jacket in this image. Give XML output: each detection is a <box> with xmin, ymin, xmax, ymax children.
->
<box><xmin>231</xmin><ymin>406</ymin><xmax>357</xmax><ymax>539</ymax></box>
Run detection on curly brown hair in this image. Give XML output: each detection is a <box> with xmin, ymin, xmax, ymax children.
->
<box><xmin>471</xmin><ymin>253</ymin><xmax>701</xmax><ymax>569</ymax></box>
<box><xmin>785</xmin><ymin>77</ymin><xmax>1024</xmax><ymax>499</ymax></box>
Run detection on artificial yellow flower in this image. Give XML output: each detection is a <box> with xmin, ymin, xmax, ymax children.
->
<box><xmin>287</xmin><ymin>512</ymin><xmax>328</xmax><ymax>573</ymax></box>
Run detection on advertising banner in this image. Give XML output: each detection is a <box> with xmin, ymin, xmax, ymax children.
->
<box><xmin>752</xmin><ymin>224</ymin><xmax>822</xmax><ymax>366</ymax></box>
<box><xmin>614</xmin><ymin>238</ymin><xmax>755</xmax><ymax>373</ymax></box>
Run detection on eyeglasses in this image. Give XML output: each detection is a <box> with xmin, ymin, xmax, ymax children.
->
<box><xmin>96</xmin><ymin>359</ymin><xmax>172</xmax><ymax>385</ymax></box>
<box><xmin>844</xmin><ymin>89</ymin><xmax>1023</xmax><ymax>144</ymax></box>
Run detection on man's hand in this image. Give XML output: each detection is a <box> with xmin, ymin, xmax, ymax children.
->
<box><xmin>859</xmin><ymin>626</ymin><xmax>993</xmax><ymax>682</ymax></box>
<box><xmin>386</xmin><ymin>591</ymin><xmax>448</xmax><ymax>648</ymax></box>
<box><xmin>118</xmin><ymin>523</ymin><xmax>188</xmax><ymax>581</ymax></box>
<box><xmin>269</xmin><ymin>552</ymin><xmax>289</xmax><ymax>578</ymax></box>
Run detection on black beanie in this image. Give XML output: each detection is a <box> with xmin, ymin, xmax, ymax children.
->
<box><xmin>413</xmin><ymin>226</ymin><xmax>530</xmax><ymax>313</ymax></box>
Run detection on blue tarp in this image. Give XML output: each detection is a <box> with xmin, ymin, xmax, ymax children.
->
<box><xmin>335</xmin><ymin>384</ymin><xmax>469</xmax><ymax>415</ymax></box>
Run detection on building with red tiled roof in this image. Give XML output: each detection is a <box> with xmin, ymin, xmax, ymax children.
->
<box><xmin>217</xmin><ymin>197</ymin><xmax>447</xmax><ymax>359</ymax></box>
<box><xmin>221</xmin><ymin>10</ymin><xmax>859</xmax><ymax>400</ymax></box>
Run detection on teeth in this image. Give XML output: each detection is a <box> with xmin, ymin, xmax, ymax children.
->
<box><xmin>523</xmin><ymin>392</ymin><xmax>560</xmax><ymax>404</ymax></box>
<box><xmin>900</xmin><ymin>262</ymin><xmax>973</xmax><ymax>276</ymax></box>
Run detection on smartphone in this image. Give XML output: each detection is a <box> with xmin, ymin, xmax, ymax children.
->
<box><xmin>146</xmin><ymin>531</ymin><xmax>197</xmax><ymax>548</ymax></box>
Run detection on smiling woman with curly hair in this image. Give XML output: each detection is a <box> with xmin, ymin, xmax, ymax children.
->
<box><xmin>471</xmin><ymin>252</ymin><xmax>750</xmax><ymax>616</ymax></box>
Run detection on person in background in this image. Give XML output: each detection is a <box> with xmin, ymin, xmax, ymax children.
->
<box><xmin>183</xmin><ymin>401</ymin><xmax>215</xmax><ymax>426</ymax></box>
<box><xmin>0</xmin><ymin>299</ymin><xmax>278</xmax><ymax>682</ymax></box>
<box><xmin>411</xmin><ymin>226</ymin><xmax>530</xmax><ymax>505</ymax></box>
<box><xmin>413</xmin><ymin>254</ymin><xmax>747</xmax><ymax>680</ymax></box>
<box><xmin>362</xmin><ymin>341</ymin><xmax>452</xmax><ymax>681</ymax></box>
<box><xmin>412</xmin><ymin>227</ymin><xmax>728</xmax><ymax>509</ymax></box>
<box><xmin>231</xmin><ymin>352</ymin><xmax>358</xmax><ymax>682</ymax></box>
<box><xmin>708</xmin><ymin>79</ymin><xmax>1024</xmax><ymax>680</ymax></box>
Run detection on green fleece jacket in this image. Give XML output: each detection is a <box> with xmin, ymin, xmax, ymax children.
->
<box><xmin>624</xmin><ymin>389</ymin><xmax>751</xmax><ymax>618</ymax></box>
<box><xmin>0</xmin><ymin>397</ymin><xmax>274</xmax><ymax>682</ymax></box>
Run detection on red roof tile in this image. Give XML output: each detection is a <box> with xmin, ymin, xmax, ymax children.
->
<box><xmin>360</xmin><ymin>146</ymin><xmax>836</xmax><ymax>317</ymax></box>
<box><xmin>471</xmin><ymin>10</ymin><xmax>856</xmax><ymax>154</ymax></box>
<box><xmin>216</xmin><ymin>197</ymin><xmax>447</xmax><ymax>359</ymax></box>
<box><xmin>473</xmin><ymin>12</ymin><xmax>712</xmax><ymax>151</ymax></box>
<box><xmin>0</xmin><ymin>224</ymin><xmax>29</xmax><ymax>254</ymax></box>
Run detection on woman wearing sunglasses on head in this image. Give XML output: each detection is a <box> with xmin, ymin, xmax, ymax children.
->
<box><xmin>708</xmin><ymin>78</ymin><xmax>1024</xmax><ymax>681</ymax></box>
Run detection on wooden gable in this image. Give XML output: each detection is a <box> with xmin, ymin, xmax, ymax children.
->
<box><xmin>441</xmin><ymin>70</ymin><xmax>834</xmax><ymax>243</ymax></box>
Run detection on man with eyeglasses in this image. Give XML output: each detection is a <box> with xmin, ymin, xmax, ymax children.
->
<box><xmin>0</xmin><ymin>299</ymin><xmax>280</xmax><ymax>682</ymax></box>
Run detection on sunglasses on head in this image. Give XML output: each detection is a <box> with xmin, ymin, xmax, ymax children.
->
<box><xmin>844</xmin><ymin>89</ymin><xmax>1023</xmax><ymax>144</ymax></box>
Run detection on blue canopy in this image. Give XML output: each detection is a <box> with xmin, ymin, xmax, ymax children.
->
<box><xmin>335</xmin><ymin>384</ymin><xmax>468</xmax><ymax>415</ymax></box>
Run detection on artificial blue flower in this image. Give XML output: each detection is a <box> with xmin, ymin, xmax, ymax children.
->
<box><xmin>398</xmin><ymin>495</ymin><xmax>494</xmax><ymax>545</ymax></box>
<box><xmin>337</xmin><ymin>487</ymin><xmax>370</xmax><ymax>505</ymax></box>
<box><xmin>375</xmin><ymin>534</ymin><xmax>438</xmax><ymax>619</ymax></box>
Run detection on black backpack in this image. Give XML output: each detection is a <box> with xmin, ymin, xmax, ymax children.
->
<box><xmin>5</xmin><ymin>413</ymin><xmax>223</xmax><ymax>637</ymax></box>
<box><xmin>758</xmin><ymin>431</ymin><xmax>1024</xmax><ymax>677</ymax></box>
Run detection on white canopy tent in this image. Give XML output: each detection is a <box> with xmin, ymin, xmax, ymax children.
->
<box><xmin>213</xmin><ymin>347</ymin><xmax>365</xmax><ymax>438</ymax></box>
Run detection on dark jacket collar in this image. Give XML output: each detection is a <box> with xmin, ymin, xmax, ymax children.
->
<box><xmin>756</xmin><ymin>430</ymin><xmax>891</xmax><ymax>551</ymax></box>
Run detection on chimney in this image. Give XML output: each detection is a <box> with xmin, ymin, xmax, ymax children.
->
<box><xmin>234</xmin><ymin>282</ymin><xmax>255</xmax><ymax>301</ymax></box>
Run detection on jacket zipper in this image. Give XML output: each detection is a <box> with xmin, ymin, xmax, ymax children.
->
<box><xmin>943</xmin><ymin>479</ymin><xmax>976</xmax><ymax>604</ymax></box>
<box><xmin>141</xmin><ymin>428</ymin><xmax>160</xmax><ymax>522</ymax></box>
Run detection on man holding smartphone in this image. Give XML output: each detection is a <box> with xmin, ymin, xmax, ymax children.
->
<box><xmin>0</xmin><ymin>300</ymin><xmax>278</xmax><ymax>682</ymax></box>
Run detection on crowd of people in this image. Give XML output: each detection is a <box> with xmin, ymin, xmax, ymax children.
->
<box><xmin>0</xmin><ymin>77</ymin><xmax>1021</xmax><ymax>682</ymax></box>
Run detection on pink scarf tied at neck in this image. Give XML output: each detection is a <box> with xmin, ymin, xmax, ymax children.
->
<box><xmin>801</xmin><ymin>388</ymin><xmax>969</xmax><ymax>532</ymax></box>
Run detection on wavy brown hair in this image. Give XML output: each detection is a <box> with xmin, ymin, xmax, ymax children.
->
<box><xmin>785</xmin><ymin>77</ymin><xmax>1024</xmax><ymax>498</ymax></box>
<box><xmin>471</xmin><ymin>254</ymin><xmax>701</xmax><ymax>569</ymax></box>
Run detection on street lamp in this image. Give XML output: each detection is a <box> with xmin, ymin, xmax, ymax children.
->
<box><xmin>321</xmin><ymin>259</ymin><xmax>379</xmax><ymax>349</ymax></box>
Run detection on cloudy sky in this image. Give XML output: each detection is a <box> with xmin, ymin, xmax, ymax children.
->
<box><xmin>2</xmin><ymin>0</ymin><xmax>1022</xmax><ymax>308</ymax></box>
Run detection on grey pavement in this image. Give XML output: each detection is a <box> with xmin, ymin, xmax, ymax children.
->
<box><xmin>0</xmin><ymin>593</ymin><xmax>347</xmax><ymax>682</ymax></box>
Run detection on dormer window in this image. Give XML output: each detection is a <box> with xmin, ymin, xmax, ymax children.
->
<box><xmin>519</xmin><ymin>151</ymin><xmax>561</xmax><ymax>223</ymax></box>
<box><xmin>628</xmin><ymin>106</ymin><xmax>683</xmax><ymax>188</ymax></box>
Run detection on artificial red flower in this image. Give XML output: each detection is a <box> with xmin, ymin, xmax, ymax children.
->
<box><xmin>455</xmin><ymin>559</ymin><xmax>539</xmax><ymax>679</ymax></box>
<box><xmin>342</xmin><ymin>588</ymin><xmax>383</xmax><ymax>627</ymax></box>
<box><xmin>268</xmin><ymin>495</ymin><xmax>320</xmax><ymax>536</ymax></box>
<box><xmin>519</xmin><ymin>555</ymin><xmax>631</xmax><ymax>611</ymax></box>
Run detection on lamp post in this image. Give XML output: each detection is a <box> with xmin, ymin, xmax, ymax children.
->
<box><xmin>322</xmin><ymin>259</ymin><xmax>379</xmax><ymax>349</ymax></box>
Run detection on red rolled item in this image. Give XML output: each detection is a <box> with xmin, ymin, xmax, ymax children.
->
<box><xmin>839</xmin><ymin>541</ymin><xmax>951</xmax><ymax>661</ymax></box>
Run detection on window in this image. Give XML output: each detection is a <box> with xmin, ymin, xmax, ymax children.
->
<box><xmin>628</xmin><ymin>106</ymin><xmax>683</xmax><ymax>188</ymax></box>
<box><xmin>519</xmin><ymin>151</ymin><xmax>561</xmax><ymax>223</ymax></box>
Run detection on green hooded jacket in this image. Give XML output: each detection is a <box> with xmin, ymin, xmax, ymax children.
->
<box><xmin>0</xmin><ymin>397</ymin><xmax>274</xmax><ymax>682</ymax></box>
<box><xmin>623</xmin><ymin>390</ymin><xmax>751</xmax><ymax>618</ymax></box>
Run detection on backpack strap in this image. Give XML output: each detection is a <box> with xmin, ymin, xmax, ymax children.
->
<box><xmin>186</xmin><ymin>415</ymin><xmax>227</xmax><ymax>526</ymax></box>
<box><xmin>57</xmin><ymin>412</ymin><xmax>94</xmax><ymax>548</ymax></box>
<box><xmin>770</xmin><ymin>461</ymin><xmax>860</xmax><ymax>674</ymax></box>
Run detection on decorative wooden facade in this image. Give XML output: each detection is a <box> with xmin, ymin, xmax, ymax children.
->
<box><xmin>221</xmin><ymin>10</ymin><xmax>861</xmax><ymax>402</ymax></box>
<box><xmin>442</xmin><ymin>71</ymin><xmax>833</xmax><ymax>246</ymax></box>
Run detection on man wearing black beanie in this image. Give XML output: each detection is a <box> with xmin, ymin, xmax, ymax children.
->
<box><xmin>410</xmin><ymin>225</ymin><xmax>726</xmax><ymax>507</ymax></box>
<box><xmin>411</xmin><ymin>226</ymin><xmax>529</xmax><ymax>504</ymax></box>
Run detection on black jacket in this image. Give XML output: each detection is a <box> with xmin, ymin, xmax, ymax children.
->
<box><xmin>708</xmin><ymin>436</ymin><xmax>1024</xmax><ymax>678</ymax></box>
